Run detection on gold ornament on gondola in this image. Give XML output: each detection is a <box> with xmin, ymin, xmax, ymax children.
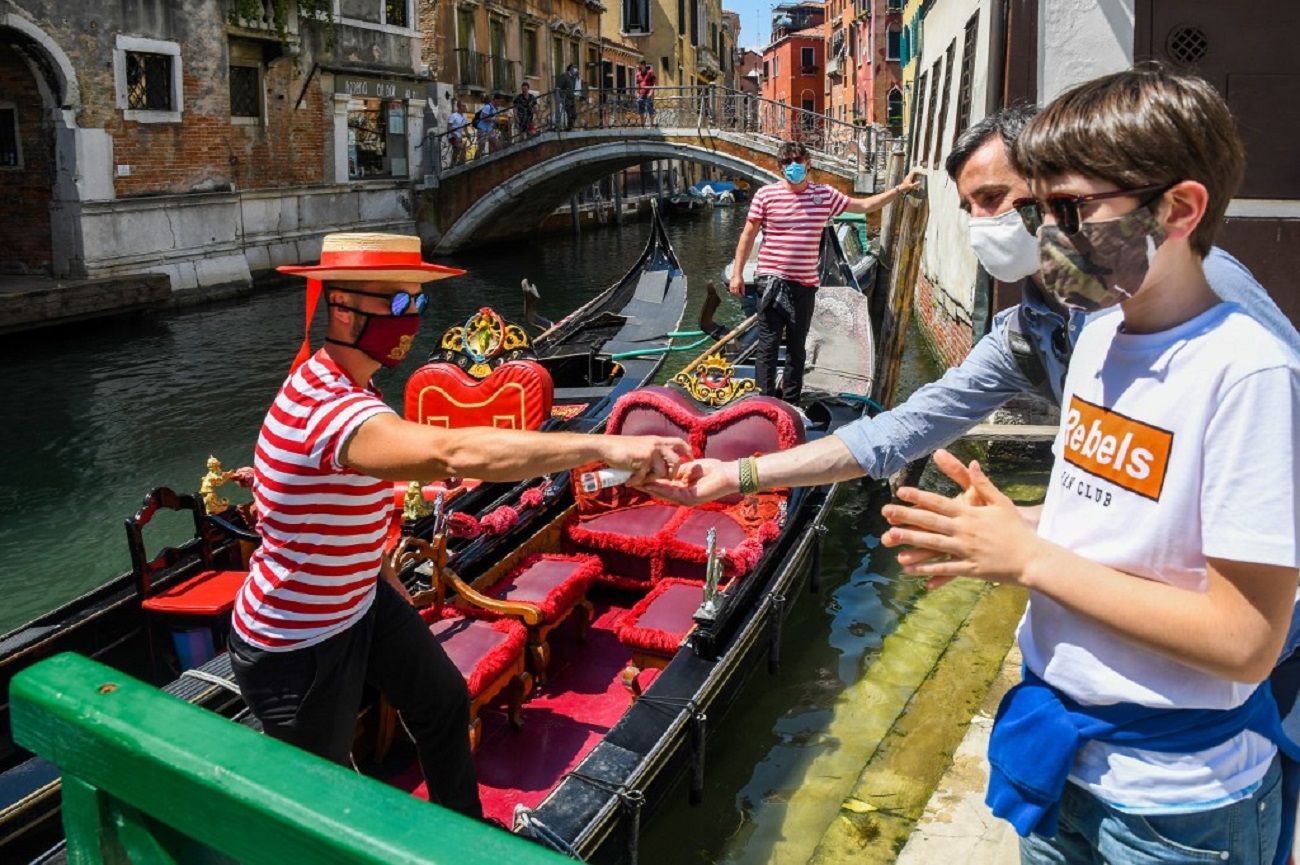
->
<box><xmin>439</xmin><ymin>307</ymin><xmax>531</xmax><ymax>378</ymax></box>
<box><xmin>672</xmin><ymin>355</ymin><xmax>755</xmax><ymax>406</ymax></box>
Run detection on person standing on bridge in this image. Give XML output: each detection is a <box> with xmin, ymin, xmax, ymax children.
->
<box><xmin>513</xmin><ymin>82</ymin><xmax>538</xmax><ymax>139</ymax></box>
<box><xmin>229</xmin><ymin>232</ymin><xmax>690</xmax><ymax>822</ymax></box>
<box><xmin>635</xmin><ymin>60</ymin><xmax>656</xmax><ymax>126</ymax></box>
<box><xmin>729</xmin><ymin>140</ymin><xmax>923</xmax><ymax>402</ymax></box>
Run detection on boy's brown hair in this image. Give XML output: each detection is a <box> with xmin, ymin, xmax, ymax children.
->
<box><xmin>1012</xmin><ymin>64</ymin><xmax>1244</xmax><ymax>257</ymax></box>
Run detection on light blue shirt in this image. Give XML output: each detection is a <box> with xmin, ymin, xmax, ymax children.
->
<box><xmin>834</xmin><ymin>245</ymin><xmax>1300</xmax><ymax>480</ymax></box>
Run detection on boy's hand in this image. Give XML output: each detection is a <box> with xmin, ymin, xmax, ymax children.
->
<box><xmin>601</xmin><ymin>435</ymin><xmax>692</xmax><ymax>485</ymax></box>
<box><xmin>881</xmin><ymin>450</ymin><xmax>1044</xmax><ymax>589</ymax></box>
<box><xmin>638</xmin><ymin>458</ymin><xmax>738</xmax><ymax>504</ymax></box>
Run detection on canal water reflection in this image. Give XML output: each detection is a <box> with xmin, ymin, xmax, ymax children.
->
<box><xmin>0</xmin><ymin>205</ymin><xmax>962</xmax><ymax>863</ymax></box>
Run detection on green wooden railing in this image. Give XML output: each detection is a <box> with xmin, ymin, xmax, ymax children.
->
<box><xmin>10</xmin><ymin>653</ymin><xmax>568</xmax><ymax>864</ymax></box>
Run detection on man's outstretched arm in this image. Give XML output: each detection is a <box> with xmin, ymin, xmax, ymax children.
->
<box><xmin>642</xmin><ymin>307</ymin><xmax>1041</xmax><ymax>504</ymax></box>
<box><xmin>843</xmin><ymin>168</ymin><xmax>924</xmax><ymax>215</ymax></box>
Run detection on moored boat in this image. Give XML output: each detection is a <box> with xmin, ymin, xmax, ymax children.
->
<box><xmin>0</xmin><ymin>208</ymin><xmax>690</xmax><ymax>861</ymax></box>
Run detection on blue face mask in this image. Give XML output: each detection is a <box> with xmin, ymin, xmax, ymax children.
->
<box><xmin>782</xmin><ymin>162</ymin><xmax>807</xmax><ymax>184</ymax></box>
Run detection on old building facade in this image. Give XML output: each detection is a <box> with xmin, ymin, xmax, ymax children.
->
<box><xmin>0</xmin><ymin>0</ymin><xmax>427</xmax><ymax>290</ymax></box>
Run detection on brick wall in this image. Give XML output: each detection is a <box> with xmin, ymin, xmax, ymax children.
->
<box><xmin>913</xmin><ymin>270</ymin><xmax>973</xmax><ymax>370</ymax></box>
<box><xmin>107</xmin><ymin>57</ymin><xmax>327</xmax><ymax>197</ymax></box>
<box><xmin>0</xmin><ymin>50</ymin><xmax>53</xmax><ymax>274</ymax></box>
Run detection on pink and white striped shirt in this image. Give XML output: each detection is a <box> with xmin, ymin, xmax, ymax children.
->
<box><xmin>749</xmin><ymin>181</ymin><xmax>850</xmax><ymax>286</ymax></box>
<box><xmin>233</xmin><ymin>350</ymin><xmax>396</xmax><ymax>651</ymax></box>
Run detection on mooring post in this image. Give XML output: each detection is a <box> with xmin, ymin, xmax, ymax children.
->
<box><xmin>570</xmin><ymin>195</ymin><xmax>581</xmax><ymax>236</ymax></box>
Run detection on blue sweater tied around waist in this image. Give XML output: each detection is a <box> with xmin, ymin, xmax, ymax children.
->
<box><xmin>986</xmin><ymin>668</ymin><xmax>1300</xmax><ymax>865</ymax></box>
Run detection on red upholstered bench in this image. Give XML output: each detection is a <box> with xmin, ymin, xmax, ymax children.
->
<box><xmin>565</xmin><ymin>386</ymin><xmax>804</xmax><ymax>591</ymax></box>
<box><xmin>471</xmin><ymin>553</ymin><xmax>601</xmax><ymax>683</ymax></box>
<box><xmin>615</xmin><ymin>578</ymin><xmax>707</xmax><ymax>696</ymax></box>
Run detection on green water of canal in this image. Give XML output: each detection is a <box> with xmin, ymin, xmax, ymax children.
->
<box><xmin>0</xmin><ymin>208</ymin><xmax>1032</xmax><ymax>862</ymax></box>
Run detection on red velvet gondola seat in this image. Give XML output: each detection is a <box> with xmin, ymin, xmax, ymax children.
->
<box><xmin>404</xmin><ymin>359</ymin><xmax>554</xmax><ymax>432</ymax></box>
<box><xmin>126</xmin><ymin>487</ymin><xmax>252</xmax><ymax>671</ymax></box>
<box><xmin>565</xmin><ymin>386</ymin><xmax>804</xmax><ymax>591</ymax></box>
<box><xmin>614</xmin><ymin>578</ymin><xmax>707</xmax><ymax>696</ymax></box>
<box><xmin>468</xmin><ymin>553</ymin><xmax>602</xmax><ymax>683</ymax></box>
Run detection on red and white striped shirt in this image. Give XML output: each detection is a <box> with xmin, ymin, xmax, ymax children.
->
<box><xmin>749</xmin><ymin>182</ymin><xmax>850</xmax><ymax>286</ymax></box>
<box><xmin>233</xmin><ymin>350</ymin><xmax>396</xmax><ymax>651</ymax></box>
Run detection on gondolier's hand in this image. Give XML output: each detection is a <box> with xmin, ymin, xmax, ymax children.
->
<box><xmin>728</xmin><ymin>272</ymin><xmax>746</xmax><ymax>298</ymax></box>
<box><xmin>601</xmin><ymin>435</ymin><xmax>693</xmax><ymax>485</ymax></box>
<box><xmin>897</xmin><ymin>167</ymin><xmax>924</xmax><ymax>195</ymax></box>
<box><xmin>880</xmin><ymin>449</ymin><xmax>1046</xmax><ymax>590</ymax></box>
<box><xmin>638</xmin><ymin>458</ymin><xmax>736</xmax><ymax>505</ymax></box>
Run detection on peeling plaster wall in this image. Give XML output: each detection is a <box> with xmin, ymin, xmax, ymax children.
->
<box><xmin>1038</xmin><ymin>0</ymin><xmax>1134</xmax><ymax>102</ymax></box>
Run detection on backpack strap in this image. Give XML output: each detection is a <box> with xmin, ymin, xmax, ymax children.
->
<box><xmin>1005</xmin><ymin>305</ymin><xmax>1048</xmax><ymax>388</ymax></box>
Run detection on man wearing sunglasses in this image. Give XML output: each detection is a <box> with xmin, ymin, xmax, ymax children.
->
<box><xmin>729</xmin><ymin>140</ymin><xmax>924</xmax><ymax>402</ymax></box>
<box><xmin>229</xmin><ymin>233</ymin><xmax>692</xmax><ymax>823</ymax></box>
<box><xmin>654</xmin><ymin>106</ymin><xmax>1295</xmax><ymax>505</ymax></box>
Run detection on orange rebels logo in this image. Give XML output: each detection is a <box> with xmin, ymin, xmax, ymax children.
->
<box><xmin>1063</xmin><ymin>396</ymin><xmax>1173</xmax><ymax>501</ymax></box>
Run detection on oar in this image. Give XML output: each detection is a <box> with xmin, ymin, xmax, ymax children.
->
<box><xmin>676</xmin><ymin>313</ymin><xmax>759</xmax><ymax>378</ymax></box>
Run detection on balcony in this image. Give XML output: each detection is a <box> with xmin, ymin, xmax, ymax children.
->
<box><xmin>800</xmin><ymin>64</ymin><xmax>820</xmax><ymax>75</ymax></box>
<box><xmin>826</xmin><ymin>56</ymin><xmax>842</xmax><ymax>78</ymax></box>
<box><xmin>696</xmin><ymin>46</ymin><xmax>720</xmax><ymax>81</ymax></box>
<box><xmin>490</xmin><ymin>55</ymin><xmax>520</xmax><ymax>93</ymax></box>
<box><xmin>455</xmin><ymin>49</ymin><xmax>491</xmax><ymax>90</ymax></box>
<box><xmin>228</xmin><ymin>0</ymin><xmax>301</xmax><ymax>44</ymax></box>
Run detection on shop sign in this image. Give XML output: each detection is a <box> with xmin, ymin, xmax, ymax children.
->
<box><xmin>335</xmin><ymin>74</ymin><xmax>422</xmax><ymax>101</ymax></box>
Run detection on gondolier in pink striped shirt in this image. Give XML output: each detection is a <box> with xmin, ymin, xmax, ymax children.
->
<box><xmin>730</xmin><ymin>140</ymin><xmax>922</xmax><ymax>401</ymax></box>
<box><xmin>229</xmin><ymin>232</ymin><xmax>690</xmax><ymax>820</ymax></box>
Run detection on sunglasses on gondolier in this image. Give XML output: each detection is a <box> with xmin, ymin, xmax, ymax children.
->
<box><xmin>777</xmin><ymin>157</ymin><xmax>807</xmax><ymax>166</ymax></box>
<box><xmin>337</xmin><ymin>287</ymin><xmax>429</xmax><ymax>315</ymax></box>
<box><xmin>1012</xmin><ymin>182</ymin><xmax>1175</xmax><ymax>237</ymax></box>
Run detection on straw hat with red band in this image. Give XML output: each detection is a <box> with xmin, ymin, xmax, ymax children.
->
<box><xmin>277</xmin><ymin>232</ymin><xmax>465</xmax><ymax>283</ymax></box>
<box><xmin>278</xmin><ymin>232</ymin><xmax>466</xmax><ymax>372</ymax></box>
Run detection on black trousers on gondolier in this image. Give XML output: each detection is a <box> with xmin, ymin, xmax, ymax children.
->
<box><xmin>753</xmin><ymin>274</ymin><xmax>818</xmax><ymax>403</ymax></box>
<box><xmin>229</xmin><ymin>577</ymin><xmax>482</xmax><ymax>818</ymax></box>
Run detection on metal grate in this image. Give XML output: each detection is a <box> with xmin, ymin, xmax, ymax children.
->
<box><xmin>1166</xmin><ymin>25</ymin><xmax>1208</xmax><ymax>65</ymax></box>
<box><xmin>126</xmin><ymin>51</ymin><xmax>173</xmax><ymax>111</ymax></box>
<box><xmin>229</xmin><ymin>65</ymin><xmax>260</xmax><ymax>118</ymax></box>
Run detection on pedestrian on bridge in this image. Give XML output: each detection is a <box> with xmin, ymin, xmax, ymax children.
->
<box><xmin>513</xmin><ymin>82</ymin><xmax>538</xmax><ymax>139</ymax></box>
<box><xmin>728</xmin><ymin>140</ymin><xmax>923</xmax><ymax>402</ymax></box>
<box><xmin>447</xmin><ymin>100</ymin><xmax>469</xmax><ymax>167</ymax></box>
<box><xmin>635</xmin><ymin>60</ymin><xmax>656</xmax><ymax>126</ymax></box>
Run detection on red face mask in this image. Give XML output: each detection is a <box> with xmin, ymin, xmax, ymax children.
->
<box><xmin>327</xmin><ymin>304</ymin><xmax>423</xmax><ymax>367</ymax></box>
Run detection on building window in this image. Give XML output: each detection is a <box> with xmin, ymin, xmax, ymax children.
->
<box><xmin>933</xmin><ymin>39</ymin><xmax>956</xmax><ymax>167</ymax></box>
<box><xmin>229</xmin><ymin>65</ymin><xmax>261</xmax><ymax>121</ymax></box>
<box><xmin>114</xmin><ymin>35</ymin><xmax>183</xmax><ymax>123</ymax></box>
<box><xmin>554</xmin><ymin>37</ymin><xmax>566</xmax><ymax>78</ymax></box>
<box><xmin>126</xmin><ymin>52</ymin><xmax>173</xmax><ymax>111</ymax></box>
<box><xmin>886</xmin><ymin>24</ymin><xmax>901</xmax><ymax>62</ymax></box>
<box><xmin>0</xmin><ymin>104</ymin><xmax>20</xmax><ymax>169</ymax></box>
<box><xmin>920</xmin><ymin>63</ymin><xmax>939</xmax><ymax>164</ymax></box>
<box><xmin>801</xmin><ymin>46</ymin><xmax>815</xmax><ymax>69</ymax></box>
<box><xmin>886</xmin><ymin>85</ymin><xmax>903</xmax><ymax>129</ymax></box>
<box><xmin>954</xmin><ymin>12</ymin><xmax>980</xmax><ymax>140</ymax></box>
<box><xmin>623</xmin><ymin>0</ymin><xmax>650</xmax><ymax>34</ymax></box>
<box><xmin>384</xmin><ymin>0</ymin><xmax>409</xmax><ymax>28</ymax></box>
<box><xmin>459</xmin><ymin>9</ymin><xmax>476</xmax><ymax>51</ymax></box>
<box><xmin>347</xmin><ymin>98</ymin><xmax>407</xmax><ymax>179</ymax></box>
<box><xmin>678</xmin><ymin>0</ymin><xmax>686</xmax><ymax>36</ymax></box>
<box><xmin>523</xmin><ymin>28</ymin><xmax>539</xmax><ymax>76</ymax></box>
<box><xmin>887</xmin><ymin>0</ymin><xmax>903</xmax><ymax>10</ymax></box>
<box><xmin>690</xmin><ymin>0</ymin><xmax>699</xmax><ymax>46</ymax></box>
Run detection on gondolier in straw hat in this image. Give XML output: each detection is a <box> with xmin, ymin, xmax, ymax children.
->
<box><xmin>228</xmin><ymin>232</ymin><xmax>690</xmax><ymax>819</ymax></box>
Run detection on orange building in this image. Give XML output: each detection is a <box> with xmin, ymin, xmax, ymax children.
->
<box><xmin>824</xmin><ymin>0</ymin><xmax>856</xmax><ymax>124</ymax></box>
<box><xmin>760</xmin><ymin>24</ymin><xmax>826</xmax><ymax>125</ymax></box>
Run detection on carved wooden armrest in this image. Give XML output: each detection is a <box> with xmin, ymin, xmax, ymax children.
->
<box><xmin>443</xmin><ymin>567</ymin><xmax>543</xmax><ymax>626</ymax></box>
<box><xmin>396</xmin><ymin>537</ymin><xmax>542</xmax><ymax>625</ymax></box>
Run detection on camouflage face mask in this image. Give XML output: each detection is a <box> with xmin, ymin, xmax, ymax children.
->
<box><xmin>1037</xmin><ymin>206</ymin><xmax>1167</xmax><ymax>313</ymax></box>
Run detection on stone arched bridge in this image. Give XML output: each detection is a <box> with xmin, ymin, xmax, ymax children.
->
<box><xmin>418</xmin><ymin>87</ymin><xmax>895</xmax><ymax>253</ymax></box>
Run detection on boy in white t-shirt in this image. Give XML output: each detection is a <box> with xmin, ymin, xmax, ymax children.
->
<box><xmin>882</xmin><ymin>66</ymin><xmax>1300</xmax><ymax>864</ymax></box>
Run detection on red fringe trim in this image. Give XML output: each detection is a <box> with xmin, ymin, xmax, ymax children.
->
<box><xmin>606</xmin><ymin>386</ymin><xmax>804</xmax><ymax>457</ymax></box>
<box><xmin>484</xmin><ymin>553</ymin><xmax>601</xmax><ymax>623</ymax></box>
<box><xmin>418</xmin><ymin>607</ymin><xmax>526</xmax><ymax>699</ymax></box>
<box><xmin>616</xmin><ymin>578</ymin><xmax>704</xmax><ymax>655</ymax></box>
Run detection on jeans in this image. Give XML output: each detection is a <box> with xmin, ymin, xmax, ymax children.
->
<box><xmin>229</xmin><ymin>578</ymin><xmax>482</xmax><ymax>818</ymax></box>
<box><xmin>1019</xmin><ymin>757</ymin><xmax>1282</xmax><ymax>865</ymax></box>
<box><xmin>754</xmin><ymin>275</ymin><xmax>817</xmax><ymax>403</ymax></box>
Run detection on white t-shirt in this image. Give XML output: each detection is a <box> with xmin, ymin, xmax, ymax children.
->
<box><xmin>1020</xmin><ymin>302</ymin><xmax>1300</xmax><ymax>812</ymax></box>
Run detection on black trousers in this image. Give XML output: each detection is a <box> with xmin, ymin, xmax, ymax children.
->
<box><xmin>229</xmin><ymin>578</ymin><xmax>482</xmax><ymax>818</ymax></box>
<box><xmin>754</xmin><ymin>276</ymin><xmax>818</xmax><ymax>402</ymax></box>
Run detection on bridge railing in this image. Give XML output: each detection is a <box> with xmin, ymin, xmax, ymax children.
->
<box><xmin>426</xmin><ymin>85</ymin><xmax>898</xmax><ymax>185</ymax></box>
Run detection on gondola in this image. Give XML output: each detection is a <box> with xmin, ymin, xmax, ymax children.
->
<box><xmin>0</xmin><ymin>207</ymin><xmax>689</xmax><ymax>861</ymax></box>
<box><xmin>357</xmin><ymin>224</ymin><xmax>877</xmax><ymax>863</ymax></box>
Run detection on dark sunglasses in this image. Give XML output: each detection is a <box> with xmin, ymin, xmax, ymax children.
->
<box><xmin>778</xmin><ymin>157</ymin><xmax>806</xmax><ymax>166</ymax></box>
<box><xmin>340</xmin><ymin>287</ymin><xmax>428</xmax><ymax>316</ymax></box>
<box><xmin>1013</xmin><ymin>182</ymin><xmax>1175</xmax><ymax>236</ymax></box>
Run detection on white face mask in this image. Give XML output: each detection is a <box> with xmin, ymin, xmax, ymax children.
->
<box><xmin>968</xmin><ymin>208</ymin><xmax>1040</xmax><ymax>283</ymax></box>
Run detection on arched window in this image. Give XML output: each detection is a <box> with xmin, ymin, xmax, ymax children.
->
<box><xmin>886</xmin><ymin>86</ymin><xmax>903</xmax><ymax>131</ymax></box>
<box><xmin>886</xmin><ymin>23</ymin><xmax>902</xmax><ymax>62</ymax></box>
